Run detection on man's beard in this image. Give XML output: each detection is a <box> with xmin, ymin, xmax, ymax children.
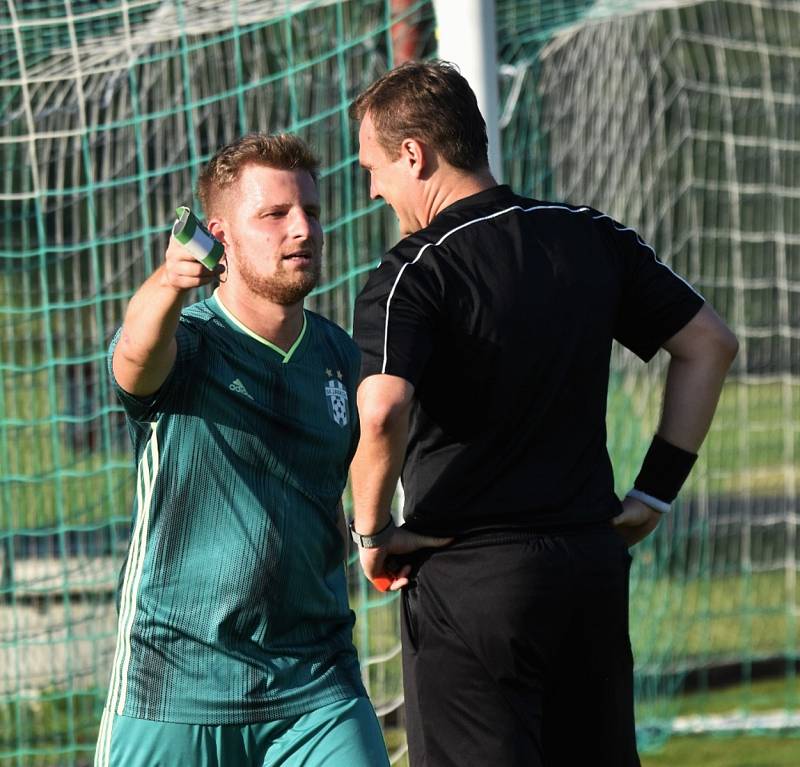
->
<box><xmin>236</xmin><ymin>250</ymin><xmax>321</xmax><ymax>306</ymax></box>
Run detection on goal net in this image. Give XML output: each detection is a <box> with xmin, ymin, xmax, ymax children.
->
<box><xmin>496</xmin><ymin>0</ymin><xmax>799</xmax><ymax>745</ymax></box>
<box><xmin>1</xmin><ymin>0</ymin><xmax>798</xmax><ymax>764</ymax></box>
<box><xmin>1</xmin><ymin>1</ymin><xmax>432</xmax><ymax>764</ymax></box>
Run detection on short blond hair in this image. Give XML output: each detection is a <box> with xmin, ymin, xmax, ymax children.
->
<box><xmin>197</xmin><ymin>133</ymin><xmax>320</xmax><ymax>216</ymax></box>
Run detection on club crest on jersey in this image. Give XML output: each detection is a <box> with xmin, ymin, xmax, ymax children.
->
<box><xmin>324</xmin><ymin>378</ymin><xmax>349</xmax><ymax>427</ymax></box>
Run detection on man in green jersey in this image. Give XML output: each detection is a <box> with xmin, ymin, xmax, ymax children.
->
<box><xmin>95</xmin><ymin>134</ymin><xmax>389</xmax><ymax>767</ymax></box>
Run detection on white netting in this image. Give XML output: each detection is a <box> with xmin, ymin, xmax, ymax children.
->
<box><xmin>496</xmin><ymin>0</ymin><xmax>799</xmax><ymax>743</ymax></box>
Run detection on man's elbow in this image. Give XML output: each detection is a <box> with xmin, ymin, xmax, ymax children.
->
<box><xmin>666</xmin><ymin>306</ymin><xmax>738</xmax><ymax>371</ymax></box>
<box><xmin>112</xmin><ymin>334</ymin><xmax>175</xmax><ymax>396</ymax></box>
<box><xmin>703</xmin><ymin>316</ymin><xmax>738</xmax><ymax>371</ymax></box>
<box><xmin>115</xmin><ymin>330</ymin><xmax>156</xmax><ymax>369</ymax></box>
<box><xmin>718</xmin><ymin>325</ymin><xmax>739</xmax><ymax>368</ymax></box>
<box><xmin>358</xmin><ymin>399</ymin><xmax>408</xmax><ymax>437</ymax></box>
<box><xmin>356</xmin><ymin>375</ymin><xmax>415</xmax><ymax>438</ymax></box>
<box><xmin>695</xmin><ymin>324</ymin><xmax>738</xmax><ymax>376</ymax></box>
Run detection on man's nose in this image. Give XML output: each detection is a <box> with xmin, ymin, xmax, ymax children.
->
<box><xmin>290</xmin><ymin>210</ymin><xmax>315</xmax><ymax>239</ymax></box>
<box><xmin>369</xmin><ymin>179</ymin><xmax>381</xmax><ymax>201</ymax></box>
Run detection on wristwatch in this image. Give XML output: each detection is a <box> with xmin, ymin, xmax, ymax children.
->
<box><xmin>349</xmin><ymin>518</ymin><xmax>395</xmax><ymax>548</ymax></box>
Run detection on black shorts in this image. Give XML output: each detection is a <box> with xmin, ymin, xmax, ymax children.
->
<box><xmin>400</xmin><ymin>526</ymin><xmax>639</xmax><ymax>767</ymax></box>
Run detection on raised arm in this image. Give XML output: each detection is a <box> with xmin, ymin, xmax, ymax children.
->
<box><xmin>112</xmin><ymin>236</ymin><xmax>222</xmax><ymax>396</ymax></box>
<box><xmin>613</xmin><ymin>304</ymin><xmax>739</xmax><ymax>546</ymax></box>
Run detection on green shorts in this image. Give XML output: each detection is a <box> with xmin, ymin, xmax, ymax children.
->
<box><xmin>94</xmin><ymin>697</ymin><xmax>390</xmax><ymax>767</ymax></box>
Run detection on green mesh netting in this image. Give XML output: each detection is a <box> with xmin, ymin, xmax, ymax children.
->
<box><xmin>494</xmin><ymin>0</ymin><xmax>800</xmax><ymax>750</ymax></box>
<box><xmin>1</xmin><ymin>1</ymin><xmax>799</xmax><ymax>765</ymax></box>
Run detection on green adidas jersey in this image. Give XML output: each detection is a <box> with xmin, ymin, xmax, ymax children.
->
<box><xmin>101</xmin><ymin>292</ymin><xmax>365</xmax><ymax>726</ymax></box>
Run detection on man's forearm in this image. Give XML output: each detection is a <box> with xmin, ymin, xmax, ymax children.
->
<box><xmin>350</xmin><ymin>376</ymin><xmax>413</xmax><ymax>535</ymax></box>
<box><xmin>615</xmin><ymin>306</ymin><xmax>737</xmax><ymax>541</ymax></box>
<box><xmin>113</xmin><ymin>265</ymin><xmax>185</xmax><ymax>395</ymax></box>
<box><xmin>350</xmin><ymin>416</ymin><xmax>408</xmax><ymax>534</ymax></box>
<box><xmin>657</xmin><ymin>304</ymin><xmax>739</xmax><ymax>452</ymax></box>
<box><xmin>656</xmin><ymin>353</ymin><xmax>731</xmax><ymax>452</ymax></box>
<box><xmin>625</xmin><ymin>304</ymin><xmax>737</xmax><ymax>518</ymax></box>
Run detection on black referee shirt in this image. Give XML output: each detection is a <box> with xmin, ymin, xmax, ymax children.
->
<box><xmin>353</xmin><ymin>185</ymin><xmax>704</xmax><ymax>536</ymax></box>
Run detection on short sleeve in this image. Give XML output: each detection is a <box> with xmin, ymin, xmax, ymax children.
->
<box><xmin>107</xmin><ymin>319</ymin><xmax>202</xmax><ymax>422</ymax></box>
<box><xmin>596</xmin><ymin>214</ymin><xmax>705</xmax><ymax>361</ymax></box>
<box><xmin>352</xmin><ymin>255</ymin><xmax>441</xmax><ymax>386</ymax></box>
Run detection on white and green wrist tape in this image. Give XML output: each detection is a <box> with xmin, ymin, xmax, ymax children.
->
<box><xmin>172</xmin><ymin>206</ymin><xmax>224</xmax><ymax>270</ymax></box>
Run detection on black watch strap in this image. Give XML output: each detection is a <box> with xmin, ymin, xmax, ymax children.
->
<box><xmin>349</xmin><ymin>518</ymin><xmax>395</xmax><ymax>548</ymax></box>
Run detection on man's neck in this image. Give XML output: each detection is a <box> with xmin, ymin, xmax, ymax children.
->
<box><xmin>216</xmin><ymin>283</ymin><xmax>304</xmax><ymax>354</ymax></box>
<box><xmin>420</xmin><ymin>168</ymin><xmax>497</xmax><ymax>230</ymax></box>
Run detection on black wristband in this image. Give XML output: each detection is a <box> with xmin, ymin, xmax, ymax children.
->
<box><xmin>349</xmin><ymin>517</ymin><xmax>395</xmax><ymax>548</ymax></box>
<box><xmin>633</xmin><ymin>434</ymin><xmax>698</xmax><ymax>504</ymax></box>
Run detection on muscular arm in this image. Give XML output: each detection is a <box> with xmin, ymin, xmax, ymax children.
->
<box><xmin>614</xmin><ymin>303</ymin><xmax>738</xmax><ymax>545</ymax></box>
<box><xmin>112</xmin><ymin>237</ymin><xmax>221</xmax><ymax>396</ymax></box>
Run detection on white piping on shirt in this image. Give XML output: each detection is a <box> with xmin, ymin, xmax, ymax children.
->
<box><xmin>382</xmin><ymin>202</ymin><xmax>702</xmax><ymax>372</ymax></box>
<box><xmin>381</xmin><ymin>203</ymin><xmax>593</xmax><ymax>373</ymax></box>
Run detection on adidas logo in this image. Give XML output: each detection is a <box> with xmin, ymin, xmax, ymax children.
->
<box><xmin>229</xmin><ymin>378</ymin><xmax>254</xmax><ymax>400</ymax></box>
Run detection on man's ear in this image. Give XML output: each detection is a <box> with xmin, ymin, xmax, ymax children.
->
<box><xmin>400</xmin><ymin>137</ymin><xmax>427</xmax><ymax>179</ymax></box>
<box><xmin>207</xmin><ymin>218</ymin><xmax>229</xmax><ymax>249</ymax></box>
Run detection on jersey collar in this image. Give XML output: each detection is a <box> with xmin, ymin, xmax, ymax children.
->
<box><xmin>435</xmin><ymin>184</ymin><xmax>515</xmax><ymax>218</ymax></box>
<box><xmin>210</xmin><ymin>290</ymin><xmax>307</xmax><ymax>364</ymax></box>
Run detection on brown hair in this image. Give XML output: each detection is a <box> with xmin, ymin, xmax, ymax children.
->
<box><xmin>197</xmin><ymin>132</ymin><xmax>320</xmax><ymax>216</ymax></box>
<box><xmin>349</xmin><ymin>60</ymin><xmax>488</xmax><ymax>172</ymax></box>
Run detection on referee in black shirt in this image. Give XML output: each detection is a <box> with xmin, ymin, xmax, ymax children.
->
<box><xmin>348</xmin><ymin>61</ymin><xmax>738</xmax><ymax>767</ymax></box>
